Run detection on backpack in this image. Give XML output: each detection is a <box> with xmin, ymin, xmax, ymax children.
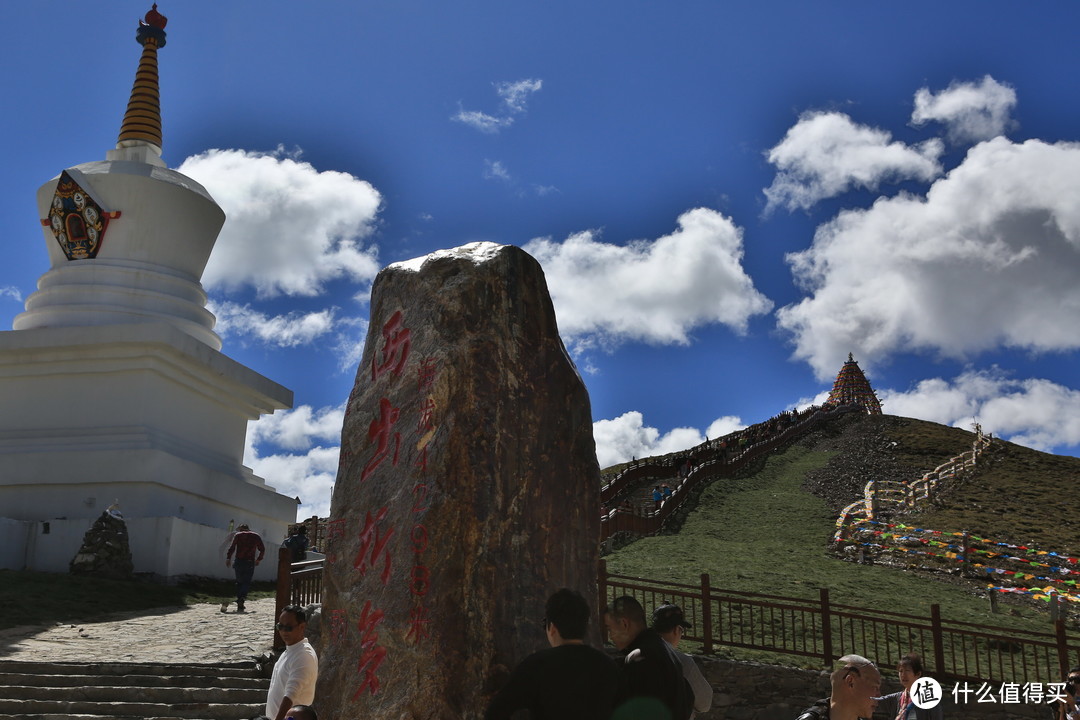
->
<box><xmin>795</xmin><ymin>699</ymin><xmax>830</xmax><ymax>720</ymax></box>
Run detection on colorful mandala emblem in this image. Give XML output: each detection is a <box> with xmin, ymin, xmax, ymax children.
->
<box><xmin>47</xmin><ymin>171</ymin><xmax>115</xmax><ymax>260</ymax></box>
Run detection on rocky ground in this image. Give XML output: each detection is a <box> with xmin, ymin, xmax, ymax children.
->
<box><xmin>799</xmin><ymin>412</ymin><xmax>926</xmax><ymax>512</ymax></box>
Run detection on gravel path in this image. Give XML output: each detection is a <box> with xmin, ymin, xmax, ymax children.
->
<box><xmin>0</xmin><ymin>597</ymin><xmax>276</xmax><ymax>664</ymax></box>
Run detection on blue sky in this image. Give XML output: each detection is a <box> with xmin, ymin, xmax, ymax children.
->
<box><xmin>3</xmin><ymin>2</ymin><xmax>1079</xmax><ymax>519</ymax></box>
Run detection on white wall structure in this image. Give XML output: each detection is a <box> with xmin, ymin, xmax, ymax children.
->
<box><xmin>0</xmin><ymin>7</ymin><xmax>296</xmax><ymax>580</ymax></box>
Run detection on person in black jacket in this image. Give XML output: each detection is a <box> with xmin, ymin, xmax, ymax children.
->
<box><xmin>485</xmin><ymin>589</ymin><xmax>620</xmax><ymax>720</ymax></box>
<box><xmin>604</xmin><ymin>595</ymin><xmax>693</xmax><ymax>720</ymax></box>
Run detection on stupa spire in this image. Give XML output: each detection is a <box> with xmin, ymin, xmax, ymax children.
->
<box><xmin>826</xmin><ymin>353</ymin><xmax>883</xmax><ymax>414</ymax></box>
<box><xmin>116</xmin><ymin>5</ymin><xmax>168</xmax><ymax>157</ymax></box>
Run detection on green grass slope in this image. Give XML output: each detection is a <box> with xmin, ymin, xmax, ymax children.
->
<box><xmin>604</xmin><ymin>414</ymin><xmax>1077</xmax><ymax>663</ymax></box>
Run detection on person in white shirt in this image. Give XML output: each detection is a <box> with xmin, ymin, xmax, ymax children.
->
<box><xmin>267</xmin><ymin>605</ymin><xmax>319</xmax><ymax>720</ymax></box>
<box><xmin>651</xmin><ymin>603</ymin><xmax>713</xmax><ymax>718</ymax></box>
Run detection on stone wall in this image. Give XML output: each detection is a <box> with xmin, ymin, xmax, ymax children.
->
<box><xmin>692</xmin><ymin>655</ymin><xmax>1052</xmax><ymax>720</ymax></box>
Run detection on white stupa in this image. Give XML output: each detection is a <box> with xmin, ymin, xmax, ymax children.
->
<box><xmin>0</xmin><ymin>5</ymin><xmax>296</xmax><ymax>579</ymax></box>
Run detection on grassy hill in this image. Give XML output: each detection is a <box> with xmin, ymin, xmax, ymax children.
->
<box><xmin>603</xmin><ymin>411</ymin><xmax>1080</xmax><ymax>664</ymax></box>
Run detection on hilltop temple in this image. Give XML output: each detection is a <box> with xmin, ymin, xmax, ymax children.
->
<box><xmin>827</xmin><ymin>353</ymin><xmax>883</xmax><ymax>414</ymax></box>
<box><xmin>0</xmin><ymin>6</ymin><xmax>297</xmax><ymax>579</ymax></box>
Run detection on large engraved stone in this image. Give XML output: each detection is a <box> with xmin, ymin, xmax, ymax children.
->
<box><xmin>316</xmin><ymin>242</ymin><xmax>601</xmax><ymax>718</ymax></box>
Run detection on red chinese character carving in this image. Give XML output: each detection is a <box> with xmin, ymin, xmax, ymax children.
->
<box><xmin>329</xmin><ymin>609</ymin><xmax>348</xmax><ymax>642</ymax></box>
<box><xmin>360</xmin><ymin>398</ymin><xmax>401</xmax><ymax>482</ymax></box>
<box><xmin>406</xmin><ymin>603</ymin><xmax>431</xmax><ymax>645</ymax></box>
<box><xmin>417</xmin><ymin>356</ymin><xmax>438</xmax><ymax>390</ymax></box>
<box><xmin>417</xmin><ymin>397</ymin><xmax>436</xmax><ymax>433</ymax></box>
<box><xmin>372</xmin><ymin>310</ymin><xmax>411</xmax><ymax>381</ymax></box>
<box><xmin>325</xmin><ymin>518</ymin><xmax>347</xmax><ymax>563</ymax></box>
<box><xmin>354</xmin><ymin>507</ymin><xmax>395</xmax><ymax>585</ymax></box>
<box><xmin>414</xmin><ymin>446</ymin><xmax>428</xmax><ymax>474</ymax></box>
<box><xmin>352</xmin><ymin>601</ymin><xmax>387</xmax><ymax>699</ymax></box>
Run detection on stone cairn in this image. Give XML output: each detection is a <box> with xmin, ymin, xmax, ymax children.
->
<box><xmin>827</xmin><ymin>352</ymin><xmax>883</xmax><ymax>414</ymax></box>
<box><xmin>69</xmin><ymin>509</ymin><xmax>134</xmax><ymax>580</ymax></box>
<box><xmin>315</xmin><ymin>242</ymin><xmax>601</xmax><ymax>719</ymax></box>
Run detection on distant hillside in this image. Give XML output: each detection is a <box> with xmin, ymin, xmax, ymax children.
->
<box><xmin>602</xmin><ymin>412</ymin><xmax>1068</xmax><ymax>647</ymax></box>
<box><xmin>603</xmin><ymin>409</ymin><xmax>1080</xmax><ymax>580</ymax></box>
<box><xmin>796</xmin><ymin>412</ymin><xmax>1080</xmax><ymax>556</ymax></box>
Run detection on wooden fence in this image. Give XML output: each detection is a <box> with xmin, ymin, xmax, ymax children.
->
<box><xmin>273</xmin><ymin>547</ymin><xmax>325</xmax><ymax>651</ymax></box>
<box><xmin>834</xmin><ymin>424</ymin><xmax>994</xmax><ymax>542</ymax></box>
<box><xmin>599</xmin><ymin>561</ymin><xmax>1080</xmax><ymax>685</ymax></box>
<box><xmin>601</xmin><ymin>405</ymin><xmax>858</xmax><ymax>542</ymax></box>
<box><xmin>272</xmin><ymin>551</ymin><xmax>1079</xmax><ymax>684</ymax></box>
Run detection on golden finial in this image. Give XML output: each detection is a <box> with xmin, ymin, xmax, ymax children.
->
<box><xmin>117</xmin><ymin>5</ymin><xmax>168</xmax><ymax>152</ymax></box>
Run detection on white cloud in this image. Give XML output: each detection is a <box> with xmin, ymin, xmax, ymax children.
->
<box><xmin>525</xmin><ymin>208</ymin><xmax>773</xmax><ymax>348</ymax></box>
<box><xmin>453</xmin><ymin>78</ymin><xmax>542</xmax><ymax>133</ymax></box>
<box><xmin>777</xmin><ymin>137</ymin><xmax>1080</xmax><ymax>379</ymax></box>
<box><xmin>249</xmin><ymin>447</ymin><xmax>339</xmax><ymax>520</ymax></box>
<box><xmin>593</xmin><ymin>411</ymin><xmax>746</xmax><ymax>468</ymax></box>
<box><xmin>880</xmin><ymin>370</ymin><xmax>1080</xmax><ymax>453</ymax></box>
<box><xmin>452</xmin><ymin>109</ymin><xmax>511</xmax><ymax>134</ymax></box>
<box><xmin>764</xmin><ymin>111</ymin><xmax>944</xmax><ymax>212</ymax></box>
<box><xmin>1</xmin><ymin>286</ymin><xmax>21</xmax><ymax>302</ymax></box>
<box><xmin>706</xmin><ymin>416</ymin><xmax>745</xmax><ymax>440</ymax></box>
<box><xmin>178</xmin><ymin>147</ymin><xmax>382</xmax><ymax>298</ymax></box>
<box><xmin>248</xmin><ymin>404</ymin><xmax>345</xmax><ymax>451</ymax></box>
<box><xmin>210</xmin><ymin>300</ymin><xmax>339</xmax><ymax>347</ymax></box>
<box><xmin>483</xmin><ymin>159</ymin><xmax>511</xmax><ymax>182</ymax></box>
<box><xmin>496</xmin><ymin>78</ymin><xmax>543</xmax><ymax>113</ymax></box>
<box><xmin>334</xmin><ymin>320</ymin><xmax>369</xmax><ymax>372</ymax></box>
<box><xmin>245</xmin><ymin>404</ymin><xmax>346</xmax><ymax>519</ymax></box>
<box><xmin>533</xmin><ymin>184</ymin><xmax>559</xmax><ymax>197</ymax></box>
<box><xmin>912</xmin><ymin>76</ymin><xmax>1018</xmax><ymax>144</ymax></box>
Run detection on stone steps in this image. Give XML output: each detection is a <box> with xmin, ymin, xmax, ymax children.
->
<box><xmin>0</xmin><ymin>660</ymin><xmax>268</xmax><ymax>720</ymax></box>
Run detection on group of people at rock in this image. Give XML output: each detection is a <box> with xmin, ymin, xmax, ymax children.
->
<box><xmin>484</xmin><ymin>589</ymin><xmax>711</xmax><ymax>719</ymax></box>
<box><xmin>247</xmin><ymin>585</ymin><xmax>1072</xmax><ymax>720</ymax></box>
<box><xmin>482</xmin><ymin>590</ymin><xmax>983</xmax><ymax>720</ymax></box>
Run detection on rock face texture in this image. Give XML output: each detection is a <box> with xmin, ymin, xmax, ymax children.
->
<box><xmin>315</xmin><ymin>242</ymin><xmax>601</xmax><ymax>719</ymax></box>
<box><xmin>69</xmin><ymin>511</ymin><xmax>134</xmax><ymax>580</ymax></box>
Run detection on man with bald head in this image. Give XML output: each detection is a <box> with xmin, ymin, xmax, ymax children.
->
<box><xmin>795</xmin><ymin>654</ymin><xmax>881</xmax><ymax>720</ymax></box>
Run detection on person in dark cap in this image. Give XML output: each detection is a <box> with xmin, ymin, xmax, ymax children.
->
<box><xmin>652</xmin><ymin>603</ymin><xmax>713</xmax><ymax>718</ymax></box>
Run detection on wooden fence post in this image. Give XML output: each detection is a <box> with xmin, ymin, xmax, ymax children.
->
<box><xmin>820</xmin><ymin>588</ymin><xmax>833</xmax><ymax>668</ymax></box>
<box><xmin>1057</xmin><ymin>618</ymin><xmax>1070</xmax><ymax>681</ymax></box>
<box><xmin>701</xmin><ymin>573</ymin><xmax>714</xmax><ymax>655</ymax></box>
<box><xmin>960</xmin><ymin>532</ymin><xmax>971</xmax><ymax>576</ymax></box>
<box><xmin>931</xmin><ymin>604</ymin><xmax>946</xmax><ymax>674</ymax></box>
